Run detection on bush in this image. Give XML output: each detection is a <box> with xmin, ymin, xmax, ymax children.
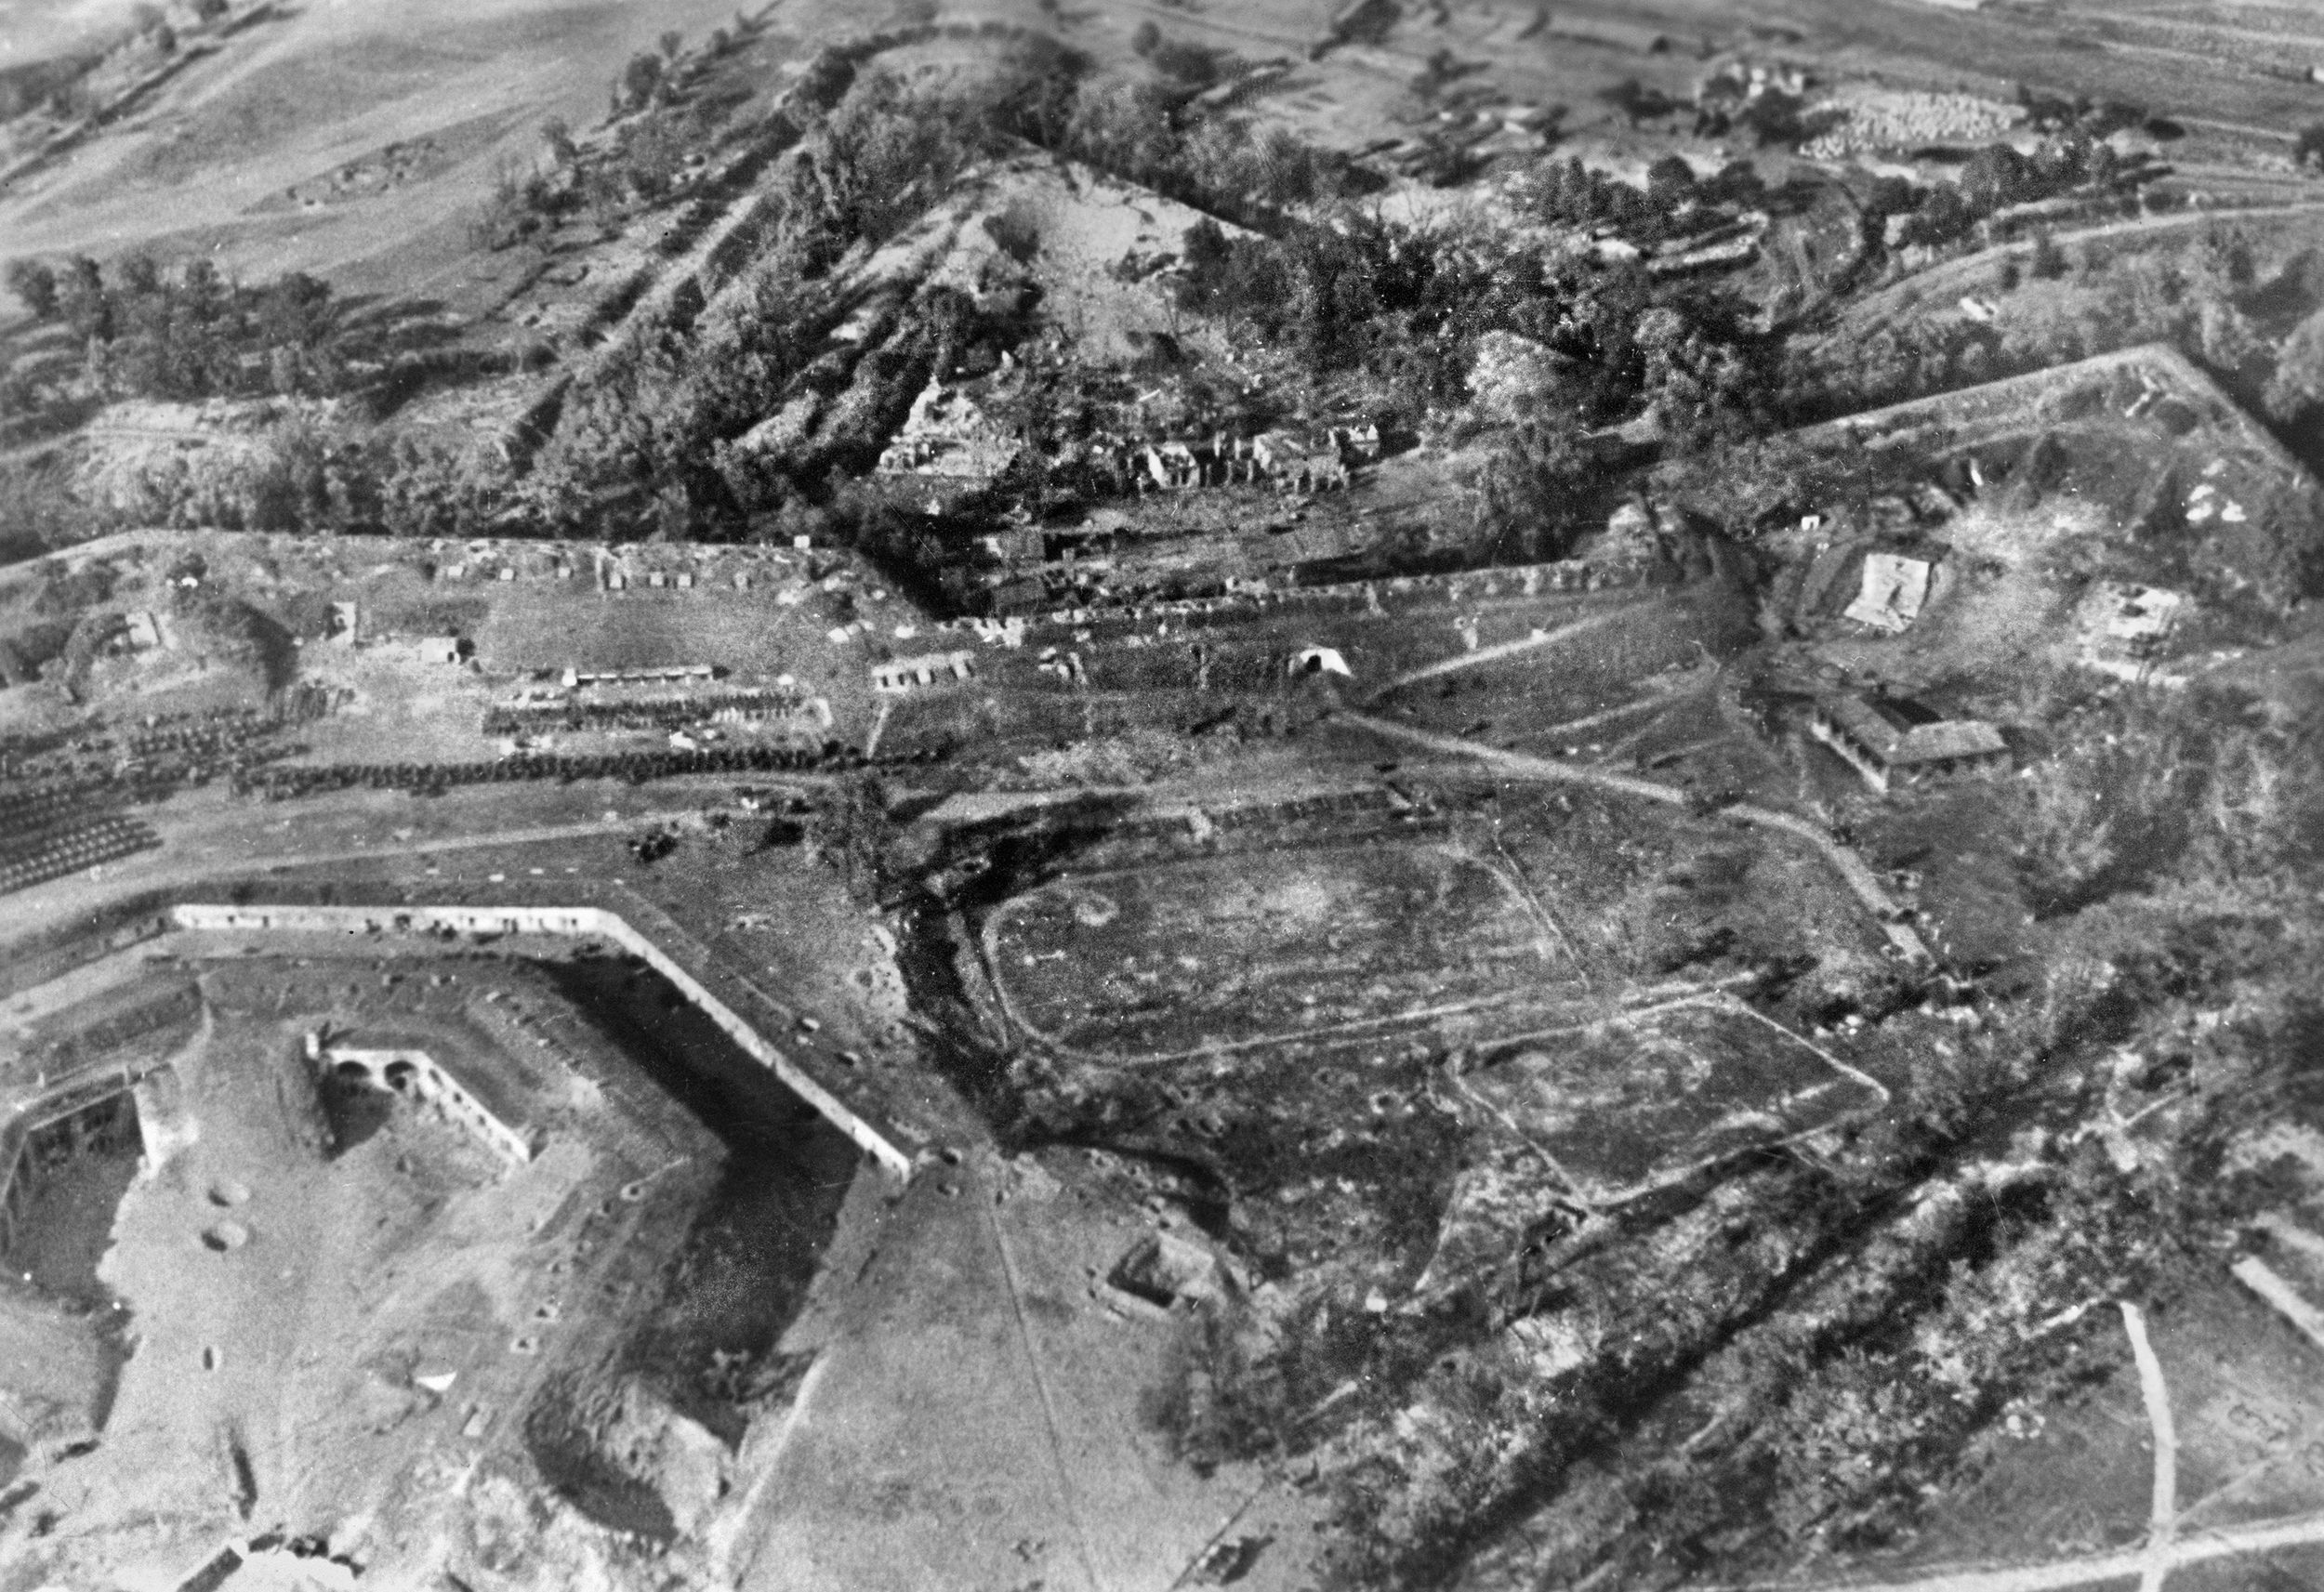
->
<box><xmin>1148</xmin><ymin>36</ymin><xmax>1224</xmax><ymax>86</ymax></box>
<box><xmin>1644</xmin><ymin>153</ymin><xmax>1697</xmax><ymax>209</ymax></box>
<box><xmin>1473</xmin><ymin>421</ymin><xmax>1594</xmax><ymax>561</ymax></box>
<box><xmin>984</xmin><ymin>199</ymin><xmax>1042</xmax><ymax>265</ymax></box>
<box><xmin>2029</xmin><ymin>229</ymin><xmax>2067</xmax><ymax>281</ymax></box>
<box><xmin>619</xmin><ymin>51</ymin><xmax>663</xmax><ymax>110</ymax></box>
<box><xmin>5</xmin><ymin>260</ymin><xmax>57</xmax><ymax>320</ymax></box>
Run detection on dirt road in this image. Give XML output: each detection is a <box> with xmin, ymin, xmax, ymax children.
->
<box><xmin>1339</xmin><ymin>709</ymin><xmax>1933</xmax><ymax>962</ymax></box>
<box><xmin>1366</xmin><ymin>601</ymin><xmax>1651</xmax><ymax>702</ymax></box>
<box><xmin>1830</xmin><ymin>202</ymin><xmax>2324</xmax><ymax>340</ymax></box>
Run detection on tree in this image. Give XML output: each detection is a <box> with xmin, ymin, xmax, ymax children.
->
<box><xmin>1131</xmin><ymin>20</ymin><xmax>1161</xmax><ymax>56</ymax></box>
<box><xmin>1962</xmin><ymin>142</ymin><xmax>2029</xmax><ymax>213</ymax></box>
<box><xmin>2299</xmin><ymin>122</ymin><xmax>2324</xmax><ymax>170</ymax></box>
<box><xmin>659</xmin><ymin>29</ymin><xmax>684</xmax><ymax>60</ymax></box>
<box><xmin>1644</xmin><ymin>153</ymin><xmax>1697</xmax><ymax>210</ymax></box>
<box><xmin>5</xmin><ymin>260</ymin><xmax>57</xmax><ymax>320</ymax></box>
<box><xmin>118</xmin><ymin>253</ymin><xmax>161</xmax><ymax>298</ymax></box>
<box><xmin>2029</xmin><ymin>229</ymin><xmax>2067</xmax><ymax>281</ymax></box>
<box><xmin>620</xmin><ymin>52</ymin><xmax>663</xmax><ymax>109</ymax></box>
<box><xmin>1603</xmin><ymin>79</ymin><xmax>1678</xmax><ymax>128</ymax></box>
<box><xmin>984</xmin><ymin>199</ymin><xmax>1041</xmax><ymax>264</ymax></box>
<box><xmin>1736</xmin><ymin>88</ymin><xmax>1807</xmax><ymax>148</ymax></box>
<box><xmin>1474</xmin><ymin>419</ymin><xmax>1595</xmax><ymax>561</ymax></box>
<box><xmin>1182</xmin><ymin>215</ymin><xmax>1232</xmax><ymax>277</ymax></box>
<box><xmin>812</xmin><ymin>774</ymin><xmax>891</xmax><ymax>903</ymax></box>
<box><xmin>540</xmin><ymin>115</ymin><xmax>575</xmax><ymax>164</ymax></box>
<box><xmin>1637</xmin><ymin>302</ymin><xmax>1760</xmax><ymax>450</ymax></box>
<box><xmin>57</xmin><ymin>256</ymin><xmax>109</xmax><ymax>341</ymax></box>
<box><xmin>2264</xmin><ymin>305</ymin><xmax>2324</xmax><ymax>423</ymax></box>
<box><xmin>1901</xmin><ymin>182</ymin><xmax>1974</xmax><ymax>248</ymax></box>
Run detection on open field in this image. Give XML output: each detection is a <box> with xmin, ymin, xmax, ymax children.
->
<box><xmin>1460</xmin><ymin>995</ymin><xmax>1886</xmax><ymax>1204</ymax></box>
<box><xmin>0</xmin><ymin>0</ymin><xmax>812</xmax><ymax>302</ymax></box>
<box><xmin>987</xmin><ymin>838</ymin><xmax>1558</xmax><ymax>1062</ymax></box>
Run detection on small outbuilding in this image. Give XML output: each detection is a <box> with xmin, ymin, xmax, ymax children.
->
<box><xmin>871</xmin><ymin>651</ymin><xmax>977</xmax><ymax>693</ymax></box>
<box><xmin>1842</xmin><ymin>552</ymin><xmax>1936</xmax><ymax>634</ymax></box>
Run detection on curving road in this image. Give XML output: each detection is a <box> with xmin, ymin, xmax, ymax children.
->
<box><xmin>1338</xmin><ymin>709</ymin><xmax>1934</xmax><ymax>963</ymax></box>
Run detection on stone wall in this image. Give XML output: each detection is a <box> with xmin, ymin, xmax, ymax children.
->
<box><xmin>167</xmin><ymin>900</ymin><xmax>914</xmax><ymax>1178</ymax></box>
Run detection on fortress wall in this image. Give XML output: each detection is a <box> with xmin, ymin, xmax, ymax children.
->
<box><xmin>319</xmin><ymin>1043</ymin><xmax>535</xmax><ymax>1166</ymax></box>
<box><xmin>0</xmin><ymin>892</ymin><xmax>175</xmax><ymax>1001</ymax></box>
<box><xmin>970</xmin><ymin>557</ymin><xmax>1658</xmax><ymax>648</ymax></box>
<box><xmin>167</xmin><ymin>902</ymin><xmax>914</xmax><ymax>1178</ymax></box>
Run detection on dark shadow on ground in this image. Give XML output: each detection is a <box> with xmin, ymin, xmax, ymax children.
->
<box><xmin>538</xmin><ymin>956</ymin><xmax>858</xmax><ymax>1443</ymax></box>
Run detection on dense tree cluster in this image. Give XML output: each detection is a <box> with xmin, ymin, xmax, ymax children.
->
<box><xmin>1505</xmin><ymin>152</ymin><xmax>1767</xmax><ymax>247</ymax></box>
<box><xmin>1891</xmin><ymin>137</ymin><xmax>2132</xmax><ymax>251</ymax></box>
<box><xmin>1001</xmin><ymin>70</ymin><xmax>1357</xmax><ymax>230</ymax></box>
<box><xmin>519</xmin><ymin>71</ymin><xmax>1006</xmax><ymax>539</ymax></box>
<box><xmin>1799</xmin><ymin>229</ymin><xmax>2291</xmax><ymax>432</ymax></box>
<box><xmin>1174</xmin><ymin>196</ymin><xmax>1770</xmax><ymax>555</ymax></box>
<box><xmin>4</xmin><ymin>254</ymin><xmax>348</xmax><ymax>401</ymax></box>
<box><xmin>1179</xmin><ymin>208</ymin><xmax>1762</xmax><ymax>420</ymax></box>
<box><xmin>0</xmin><ymin>0</ymin><xmax>225</xmax><ymax>121</ymax></box>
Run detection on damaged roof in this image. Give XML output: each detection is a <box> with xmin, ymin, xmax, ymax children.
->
<box><xmin>1819</xmin><ymin>693</ymin><xmax>2007</xmax><ymax>765</ymax></box>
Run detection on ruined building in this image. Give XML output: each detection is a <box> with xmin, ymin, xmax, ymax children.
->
<box><xmin>875</xmin><ymin>375</ymin><xmax>1023</xmax><ymax>483</ymax></box>
<box><xmin>1809</xmin><ymin>691</ymin><xmax>2008</xmax><ymax>795</ymax></box>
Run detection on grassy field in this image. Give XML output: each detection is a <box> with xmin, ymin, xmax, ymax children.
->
<box><xmin>0</xmin><ymin>0</ymin><xmax>803</xmax><ymax>301</ymax></box>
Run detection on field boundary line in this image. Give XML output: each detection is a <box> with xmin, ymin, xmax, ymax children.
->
<box><xmin>1458</xmin><ymin>993</ymin><xmax>1889</xmax><ymax>1206</ymax></box>
<box><xmin>978</xmin><ymin>840</ymin><xmax>1584</xmax><ymax>1066</ymax></box>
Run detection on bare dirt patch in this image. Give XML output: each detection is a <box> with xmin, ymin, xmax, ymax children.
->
<box><xmin>1461</xmin><ymin>996</ymin><xmax>1887</xmax><ymax>1204</ymax></box>
<box><xmin>988</xmin><ymin>838</ymin><xmax>1556</xmax><ymax>1062</ymax></box>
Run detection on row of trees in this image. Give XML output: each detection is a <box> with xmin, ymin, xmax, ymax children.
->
<box><xmin>1002</xmin><ymin>70</ymin><xmax>1361</xmax><ymax>229</ymax></box>
<box><xmin>1895</xmin><ymin>137</ymin><xmax>2141</xmax><ymax>252</ymax></box>
<box><xmin>0</xmin><ymin>0</ymin><xmax>230</xmax><ymax>122</ymax></box>
<box><xmin>0</xmin><ymin>43</ymin><xmax>1018</xmax><ymax>552</ymax></box>
<box><xmin>1800</xmin><ymin>224</ymin><xmax>2324</xmax><ymax>501</ymax></box>
<box><xmin>5</xmin><ymin>254</ymin><xmax>347</xmax><ymax>401</ymax></box>
<box><xmin>517</xmin><ymin>68</ymin><xmax>1009</xmax><ymax>540</ymax></box>
<box><xmin>1506</xmin><ymin>151</ymin><xmax>1769</xmax><ymax>245</ymax></box>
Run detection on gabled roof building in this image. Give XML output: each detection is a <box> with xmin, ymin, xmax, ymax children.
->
<box><xmin>1809</xmin><ymin>691</ymin><xmax>2007</xmax><ymax>795</ymax></box>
